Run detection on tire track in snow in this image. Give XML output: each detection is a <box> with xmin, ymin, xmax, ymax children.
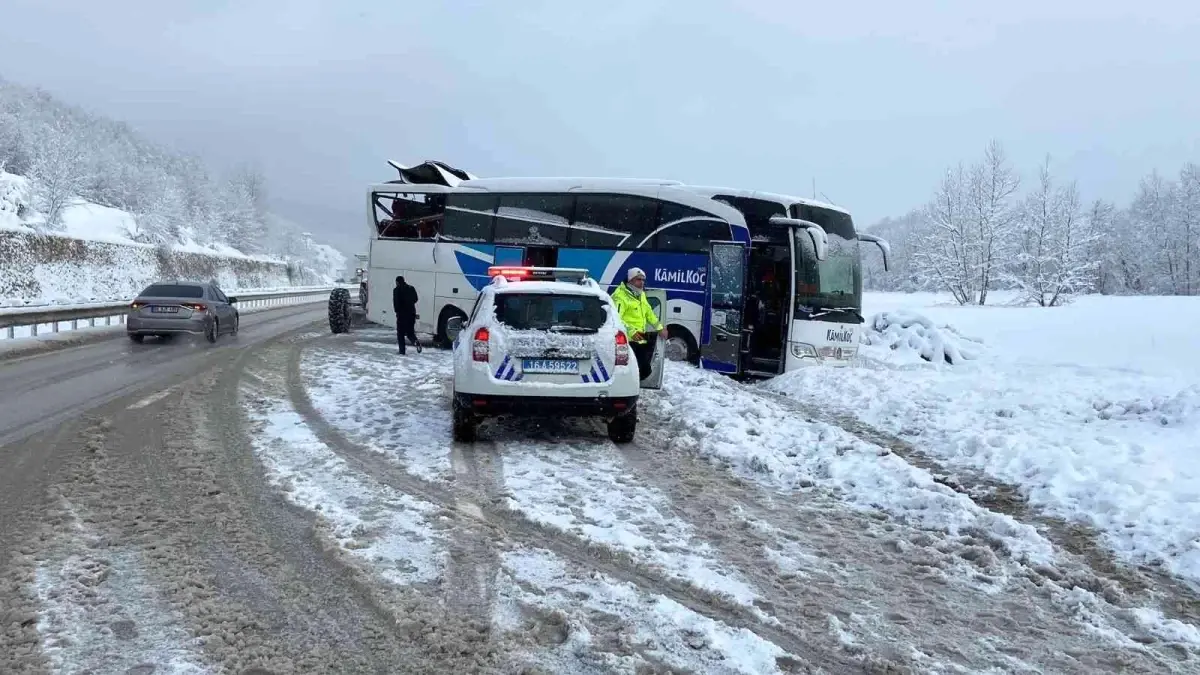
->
<box><xmin>286</xmin><ymin>336</ymin><xmax>858</xmax><ymax>671</ymax></box>
<box><xmin>647</xmin><ymin>367</ymin><xmax>1198</xmax><ymax>670</ymax></box>
<box><xmin>31</xmin><ymin>496</ymin><xmax>209</xmax><ymax>675</ymax></box>
<box><xmin>628</xmin><ymin>399</ymin><xmax>1197</xmax><ymax>674</ymax></box>
<box><xmin>446</xmin><ymin>440</ymin><xmax>504</xmax><ymax>628</ymax></box>
<box><xmin>31</xmin><ymin>325</ymin><xmax>440</xmax><ymax>674</ymax></box>
<box><xmin>746</xmin><ymin>381</ymin><xmax>1200</xmax><ymax>631</ymax></box>
<box><xmin>286</xmin><ymin>338</ymin><xmax>503</xmax><ymax>633</ymax></box>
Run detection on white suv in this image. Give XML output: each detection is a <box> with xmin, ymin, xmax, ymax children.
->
<box><xmin>446</xmin><ymin>267</ymin><xmax>644</xmax><ymax>444</ymax></box>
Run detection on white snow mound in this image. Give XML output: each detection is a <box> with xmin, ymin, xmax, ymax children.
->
<box><xmin>1092</xmin><ymin>385</ymin><xmax>1200</xmax><ymax>429</ymax></box>
<box><xmin>860</xmin><ymin>311</ymin><xmax>980</xmax><ymax>366</ymax></box>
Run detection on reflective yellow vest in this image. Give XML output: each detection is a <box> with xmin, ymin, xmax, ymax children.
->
<box><xmin>611</xmin><ymin>282</ymin><xmax>662</xmax><ymax>343</ymax></box>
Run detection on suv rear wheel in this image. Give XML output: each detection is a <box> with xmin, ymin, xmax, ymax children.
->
<box><xmin>452</xmin><ymin>398</ymin><xmax>478</xmax><ymax>442</ymax></box>
<box><xmin>607</xmin><ymin>408</ymin><xmax>637</xmax><ymax>444</ymax></box>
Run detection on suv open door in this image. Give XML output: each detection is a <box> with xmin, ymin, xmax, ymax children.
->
<box><xmin>640</xmin><ymin>289</ymin><xmax>668</xmax><ymax>390</ymax></box>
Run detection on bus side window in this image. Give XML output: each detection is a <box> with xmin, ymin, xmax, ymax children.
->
<box><xmin>573</xmin><ymin>194</ymin><xmax>657</xmax><ymax>249</ymax></box>
<box><xmin>495</xmin><ymin>194</ymin><xmax>573</xmax><ymax>245</ymax></box>
<box><xmin>377</xmin><ymin>193</ymin><xmax>443</xmax><ymax>239</ymax></box>
<box><xmin>442</xmin><ymin>194</ymin><xmax>497</xmax><ymax>242</ymax></box>
<box><xmin>654</xmin><ymin>218</ymin><xmax>732</xmax><ymax>253</ymax></box>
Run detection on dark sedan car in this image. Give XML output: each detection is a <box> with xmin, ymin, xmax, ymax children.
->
<box><xmin>126</xmin><ymin>281</ymin><xmax>240</xmax><ymax>343</ymax></box>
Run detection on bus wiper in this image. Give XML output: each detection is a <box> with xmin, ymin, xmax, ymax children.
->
<box><xmin>809</xmin><ymin>306</ymin><xmax>862</xmax><ymax>320</ymax></box>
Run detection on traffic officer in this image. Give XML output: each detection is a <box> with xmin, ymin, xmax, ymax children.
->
<box><xmin>610</xmin><ymin>267</ymin><xmax>667</xmax><ymax>380</ymax></box>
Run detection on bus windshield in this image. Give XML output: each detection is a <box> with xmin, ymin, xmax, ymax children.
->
<box><xmin>794</xmin><ymin>229</ymin><xmax>862</xmax><ymax>315</ymax></box>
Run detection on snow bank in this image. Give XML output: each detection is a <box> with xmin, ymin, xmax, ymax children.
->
<box><xmin>653</xmin><ymin>363</ymin><xmax>1055</xmax><ymax>565</ymax></box>
<box><xmin>0</xmin><ymin>170</ymin><xmax>344</xmax><ymax>300</ymax></box>
<box><xmin>0</xmin><ymin>230</ymin><xmax>314</xmax><ymax>305</ymax></box>
<box><xmin>860</xmin><ymin>310</ymin><xmax>981</xmax><ymax>365</ymax></box>
<box><xmin>768</xmin><ymin>291</ymin><xmax>1200</xmax><ymax>584</ymax></box>
<box><xmin>0</xmin><ymin>171</ymin><xmax>35</xmax><ymax>231</ymax></box>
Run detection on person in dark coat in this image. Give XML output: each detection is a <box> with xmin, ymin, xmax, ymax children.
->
<box><xmin>392</xmin><ymin>276</ymin><xmax>422</xmax><ymax>354</ymax></box>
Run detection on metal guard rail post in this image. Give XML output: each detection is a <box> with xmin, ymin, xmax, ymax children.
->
<box><xmin>0</xmin><ymin>286</ymin><xmax>358</xmax><ymax>339</ymax></box>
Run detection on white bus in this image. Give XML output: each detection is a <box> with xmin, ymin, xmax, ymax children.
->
<box><xmin>358</xmin><ymin>161</ymin><xmax>889</xmax><ymax>377</ymax></box>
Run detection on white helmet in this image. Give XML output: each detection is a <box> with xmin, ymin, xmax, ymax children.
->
<box><xmin>627</xmin><ymin>267</ymin><xmax>646</xmax><ymax>281</ymax></box>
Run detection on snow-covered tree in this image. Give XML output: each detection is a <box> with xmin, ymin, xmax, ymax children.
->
<box><xmin>27</xmin><ymin>119</ymin><xmax>91</xmax><ymax>230</ymax></box>
<box><xmin>0</xmin><ymin>75</ymin><xmax>322</xmax><ymax>262</ymax></box>
<box><xmin>910</xmin><ymin>141</ymin><xmax>1021</xmax><ymax>305</ymax></box>
<box><xmin>913</xmin><ymin>163</ymin><xmax>976</xmax><ymax>304</ymax></box>
<box><xmin>864</xmin><ymin>147</ymin><xmax>1199</xmax><ymax>299</ymax></box>
<box><xmin>1006</xmin><ymin>157</ymin><xmax>1098</xmax><ymax>306</ymax></box>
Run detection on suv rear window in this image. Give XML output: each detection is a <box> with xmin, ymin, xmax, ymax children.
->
<box><xmin>140</xmin><ymin>284</ymin><xmax>205</xmax><ymax>298</ymax></box>
<box><xmin>493</xmin><ymin>293</ymin><xmax>608</xmax><ymax>333</ymax></box>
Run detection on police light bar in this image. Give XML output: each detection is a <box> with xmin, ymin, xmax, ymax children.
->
<box><xmin>486</xmin><ymin>266</ymin><xmax>589</xmax><ymax>282</ymax></box>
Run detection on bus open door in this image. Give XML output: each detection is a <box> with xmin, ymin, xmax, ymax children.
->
<box><xmin>701</xmin><ymin>241</ymin><xmax>748</xmax><ymax>375</ymax></box>
<box><xmin>639</xmin><ymin>289</ymin><xmax>668</xmax><ymax>390</ymax></box>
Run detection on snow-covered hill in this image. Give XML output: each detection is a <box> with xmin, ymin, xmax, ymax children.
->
<box><xmin>1</xmin><ymin>171</ymin><xmax>345</xmax><ymax>303</ymax></box>
<box><xmin>0</xmin><ymin>76</ymin><xmax>347</xmax><ymax>300</ymax></box>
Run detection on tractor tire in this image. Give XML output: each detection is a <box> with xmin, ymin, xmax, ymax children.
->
<box><xmin>329</xmin><ymin>288</ymin><xmax>351</xmax><ymax>334</ymax></box>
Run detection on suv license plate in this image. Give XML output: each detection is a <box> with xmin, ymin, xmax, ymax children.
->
<box><xmin>521</xmin><ymin>358</ymin><xmax>579</xmax><ymax>374</ymax></box>
<box><xmin>151</xmin><ymin>306</ymin><xmax>179</xmax><ymax>313</ymax></box>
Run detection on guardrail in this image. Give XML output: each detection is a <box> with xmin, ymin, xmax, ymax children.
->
<box><xmin>0</xmin><ymin>286</ymin><xmax>355</xmax><ymax>340</ymax></box>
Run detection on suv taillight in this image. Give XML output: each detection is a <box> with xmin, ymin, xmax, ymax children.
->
<box><xmin>472</xmin><ymin>327</ymin><xmax>490</xmax><ymax>362</ymax></box>
<box><xmin>615</xmin><ymin>330</ymin><xmax>630</xmax><ymax>366</ymax></box>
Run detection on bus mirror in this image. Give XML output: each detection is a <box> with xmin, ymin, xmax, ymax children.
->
<box><xmin>445</xmin><ymin>316</ymin><xmax>465</xmax><ymax>341</ymax></box>
<box><xmin>769</xmin><ymin>215</ymin><xmax>828</xmax><ymax>261</ymax></box>
<box><xmin>800</xmin><ymin>223</ymin><xmax>828</xmax><ymax>261</ymax></box>
<box><xmin>859</xmin><ymin>233</ymin><xmax>891</xmax><ymax>272</ymax></box>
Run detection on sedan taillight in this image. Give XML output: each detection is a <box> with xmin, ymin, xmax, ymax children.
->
<box><xmin>181</xmin><ymin>303</ymin><xmax>207</xmax><ymax>312</ymax></box>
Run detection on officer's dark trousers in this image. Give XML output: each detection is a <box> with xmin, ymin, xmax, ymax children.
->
<box><xmin>630</xmin><ymin>335</ymin><xmax>655</xmax><ymax>381</ymax></box>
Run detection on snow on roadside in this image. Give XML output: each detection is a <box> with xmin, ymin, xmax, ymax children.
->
<box><xmin>496</xmin><ymin>549</ymin><xmax>790</xmax><ymax>675</ymax></box>
<box><xmin>300</xmin><ymin>341</ymin><xmax>454</xmax><ymax>484</ymax></box>
<box><xmin>241</xmin><ymin>384</ymin><xmax>448</xmax><ymax>586</ymax></box>
<box><xmin>860</xmin><ymin>310</ymin><xmax>981</xmax><ymax>366</ymax></box>
<box><xmin>492</xmin><ymin>427</ymin><xmax>765</xmax><ymax>615</ymax></box>
<box><xmin>770</xmin><ymin>292</ymin><xmax>1200</xmax><ymax>585</ymax></box>
<box><xmin>31</xmin><ymin>498</ymin><xmax>210</xmax><ymax>674</ymax></box>
<box><xmin>650</xmin><ymin>362</ymin><xmax>1056</xmax><ymax>566</ymax></box>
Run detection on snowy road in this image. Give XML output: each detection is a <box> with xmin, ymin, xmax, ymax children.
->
<box><xmin>1</xmin><ymin>322</ymin><xmax>1198</xmax><ymax>673</ymax></box>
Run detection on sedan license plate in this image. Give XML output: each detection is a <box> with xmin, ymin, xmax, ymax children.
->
<box><xmin>521</xmin><ymin>358</ymin><xmax>579</xmax><ymax>374</ymax></box>
<box><xmin>151</xmin><ymin>306</ymin><xmax>179</xmax><ymax>313</ymax></box>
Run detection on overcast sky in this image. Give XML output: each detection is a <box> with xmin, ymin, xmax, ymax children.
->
<box><xmin>2</xmin><ymin>0</ymin><xmax>1199</xmax><ymax>254</ymax></box>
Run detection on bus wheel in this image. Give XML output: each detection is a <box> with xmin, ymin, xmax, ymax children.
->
<box><xmin>329</xmin><ymin>288</ymin><xmax>351</xmax><ymax>334</ymax></box>
<box><xmin>666</xmin><ymin>325</ymin><xmax>698</xmax><ymax>365</ymax></box>
<box><xmin>436</xmin><ymin>308</ymin><xmax>467</xmax><ymax>349</ymax></box>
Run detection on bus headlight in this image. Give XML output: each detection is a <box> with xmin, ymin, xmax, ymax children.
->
<box><xmin>790</xmin><ymin>342</ymin><xmax>818</xmax><ymax>359</ymax></box>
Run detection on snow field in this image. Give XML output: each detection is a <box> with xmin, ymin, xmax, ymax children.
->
<box><xmin>770</xmin><ymin>291</ymin><xmax>1200</xmax><ymax>585</ymax></box>
<box><xmin>651</xmin><ymin>362</ymin><xmax>1057</xmax><ymax>567</ymax></box>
